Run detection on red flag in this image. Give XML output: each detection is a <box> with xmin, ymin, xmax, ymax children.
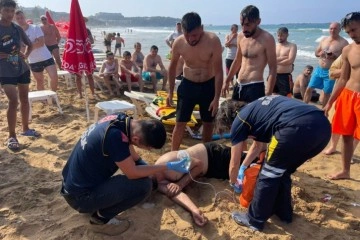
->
<box><xmin>61</xmin><ymin>0</ymin><xmax>95</xmax><ymax>75</ymax></box>
<box><xmin>45</xmin><ymin>11</ymin><xmax>56</xmax><ymax>25</ymax></box>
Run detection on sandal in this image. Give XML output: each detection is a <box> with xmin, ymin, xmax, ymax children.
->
<box><xmin>20</xmin><ymin>129</ymin><xmax>41</xmax><ymax>137</ymax></box>
<box><xmin>6</xmin><ymin>137</ymin><xmax>20</xmax><ymax>151</ymax></box>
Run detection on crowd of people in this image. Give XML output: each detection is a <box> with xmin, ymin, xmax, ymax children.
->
<box><xmin>1</xmin><ymin>0</ymin><xmax>359</xmax><ymax>236</ymax></box>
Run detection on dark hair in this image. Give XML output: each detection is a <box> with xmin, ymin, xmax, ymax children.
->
<box><xmin>305</xmin><ymin>65</ymin><xmax>314</xmax><ymax>71</ymax></box>
<box><xmin>139</xmin><ymin>119</ymin><xmax>166</xmax><ymax>149</ymax></box>
<box><xmin>15</xmin><ymin>9</ymin><xmax>23</xmax><ymax>15</ymax></box>
<box><xmin>181</xmin><ymin>12</ymin><xmax>202</xmax><ymax>33</ymax></box>
<box><xmin>241</xmin><ymin>5</ymin><xmax>260</xmax><ymax>23</ymax></box>
<box><xmin>214</xmin><ymin>100</ymin><xmax>247</xmax><ymax>134</ymax></box>
<box><xmin>0</xmin><ymin>0</ymin><xmax>17</xmax><ymax>9</ymax></box>
<box><xmin>106</xmin><ymin>51</ymin><xmax>114</xmax><ymax>57</ymax></box>
<box><xmin>150</xmin><ymin>45</ymin><xmax>158</xmax><ymax>51</ymax></box>
<box><xmin>341</xmin><ymin>12</ymin><xmax>360</xmax><ymax>29</ymax></box>
<box><xmin>134</xmin><ymin>42</ymin><xmax>141</xmax><ymax>48</ymax></box>
<box><xmin>123</xmin><ymin>51</ymin><xmax>131</xmax><ymax>57</ymax></box>
<box><xmin>231</xmin><ymin>24</ymin><xmax>238</xmax><ymax>30</ymax></box>
<box><xmin>277</xmin><ymin>27</ymin><xmax>288</xmax><ymax>34</ymax></box>
<box><xmin>117</xmin><ymin>33</ymin><xmax>120</xmax><ymax>36</ymax></box>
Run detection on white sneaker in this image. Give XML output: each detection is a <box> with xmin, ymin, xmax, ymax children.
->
<box><xmin>89</xmin><ymin>217</ymin><xmax>131</xmax><ymax>236</ymax></box>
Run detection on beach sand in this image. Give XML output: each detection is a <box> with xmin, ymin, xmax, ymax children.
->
<box><xmin>0</xmin><ymin>73</ymin><xmax>359</xmax><ymax>240</ymax></box>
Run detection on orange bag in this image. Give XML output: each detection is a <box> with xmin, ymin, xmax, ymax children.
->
<box><xmin>239</xmin><ymin>164</ymin><xmax>261</xmax><ymax>208</ymax></box>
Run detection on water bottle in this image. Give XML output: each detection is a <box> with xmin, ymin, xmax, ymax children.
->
<box><xmin>177</xmin><ymin>150</ymin><xmax>191</xmax><ymax>171</ymax></box>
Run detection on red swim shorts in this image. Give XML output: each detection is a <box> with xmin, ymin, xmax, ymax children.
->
<box><xmin>332</xmin><ymin>88</ymin><xmax>360</xmax><ymax>140</ymax></box>
<box><xmin>120</xmin><ymin>73</ymin><xmax>139</xmax><ymax>83</ymax></box>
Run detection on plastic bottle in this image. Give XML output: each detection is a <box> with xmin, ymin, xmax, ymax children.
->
<box><xmin>177</xmin><ymin>150</ymin><xmax>191</xmax><ymax>171</ymax></box>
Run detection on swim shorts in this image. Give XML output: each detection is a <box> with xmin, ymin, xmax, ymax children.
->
<box><xmin>120</xmin><ymin>73</ymin><xmax>139</xmax><ymax>82</ymax></box>
<box><xmin>142</xmin><ymin>71</ymin><xmax>163</xmax><ymax>82</ymax></box>
<box><xmin>231</xmin><ymin>81</ymin><xmax>265</xmax><ymax>103</ymax></box>
<box><xmin>0</xmin><ymin>70</ymin><xmax>31</xmax><ymax>85</ymax></box>
<box><xmin>308</xmin><ymin>67</ymin><xmax>335</xmax><ymax>94</ymax></box>
<box><xmin>115</xmin><ymin>43</ymin><xmax>121</xmax><ymax>48</ymax></box>
<box><xmin>46</xmin><ymin>44</ymin><xmax>59</xmax><ymax>52</ymax></box>
<box><xmin>104</xmin><ymin>39</ymin><xmax>111</xmax><ymax>47</ymax></box>
<box><xmin>176</xmin><ymin>77</ymin><xmax>215</xmax><ymax>122</ymax></box>
<box><xmin>29</xmin><ymin>58</ymin><xmax>55</xmax><ymax>72</ymax></box>
<box><xmin>332</xmin><ymin>88</ymin><xmax>360</xmax><ymax>140</ymax></box>
<box><xmin>274</xmin><ymin>73</ymin><xmax>293</xmax><ymax>97</ymax></box>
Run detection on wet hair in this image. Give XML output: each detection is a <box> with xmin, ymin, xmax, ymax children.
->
<box><xmin>134</xmin><ymin>42</ymin><xmax>141</xmax><ymax>48</ymax></box>
<box><xmin>181</xmin><ymin>12</ymin><xmax>202</xmax><ymax>33</ymax></box>
<box><xmin>138</xmin><ymin>119</ymin><xmax>166</xmax><ymax>149</ymax></box>
<box><xmin>0</xmin><ymin>0</ymin><xmax>17</xmax><ymax>9</ymax></box>
<box><xmin>241</xmin><ymin>5</ymin><xmax>260</xmax><ymax>23</ymax></box>
<box><xmin>123</xmin><ymin>51</ymin><xmax>131</xmax><ymax>57</ymax></box>
<box><xmin>341</xmin><ymin>12</ymin><xmax>360</xmax><ymax>29</ymax></box>
<box><xmin>277</xmin><ymin>27</ymin><xmax>288</xmax><ymax>34</ymax></box>
<box><xmin>150</xmin><ymin>45</ymin><xmax>158</xmax><ymax>51</ymax></box>
<box><xmin>214</xmin><ymin>99</ymin><xmax>247</xmax><ymax>134</ymax></box>
<box><xmin>305</xmin><ymin>65</ymin><xmax>313</xmax><ymax>71</ymax></box>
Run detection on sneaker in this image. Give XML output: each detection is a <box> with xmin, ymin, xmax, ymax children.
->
<box><xmin>89</xmin><ymin>217</ymin><xmax>131</xmax><ymax>236</ymax></box>
<box><xmin>231</xmin><ymin>211</ymin><xmax>261</xmax><ymax>231</ymax></box>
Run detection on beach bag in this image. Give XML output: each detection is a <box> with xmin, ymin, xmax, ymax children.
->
<box><xmin>239</xmin><ymin>150</ymin><xmax>265</xmax><ymax>208</ymax></box>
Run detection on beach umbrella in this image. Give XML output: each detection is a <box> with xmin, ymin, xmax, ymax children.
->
<box><xmin>45</xmin><ymin>11</ymin><xmax>56</xmax><ymax>25</ymax></box>
<box><xmin>62</xmin><ymin>0</ymin><xmax>96</xmax><ymax>121</ymax></box>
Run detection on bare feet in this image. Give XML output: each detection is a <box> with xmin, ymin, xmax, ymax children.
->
<box><xmin>323</xmin><ymin>147</ymin><xmax>338</xmax><ymax>155</ymax></box>
<box><xmin>327</xmin><ymin>171</ymin><xmax>350</xmax><ymax>180</ymax></box>
<box><xmin>191</xmin><ymin>211</ymin><xmax>208</xmax><ymax>227</ymax></box>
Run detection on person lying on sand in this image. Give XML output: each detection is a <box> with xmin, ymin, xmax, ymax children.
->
<box><xmin>153</xmin><ymin>142</ymin><xmax>262</xmax><ymax>227</ymax></box>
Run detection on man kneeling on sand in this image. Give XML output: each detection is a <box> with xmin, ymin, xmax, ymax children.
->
<box><xmin>153</xmin><ymin>142</ymin><xmax>262</xmax><ymax>227</ymax></box>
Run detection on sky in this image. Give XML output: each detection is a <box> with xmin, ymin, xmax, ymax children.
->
<box><xmin>16</xmin><ymin>0</ymin><xmax>358</xmax><ymax>25</ymax></box>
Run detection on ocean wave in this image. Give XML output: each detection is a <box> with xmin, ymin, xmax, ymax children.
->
<box><xmin>297</xmin><ymin>49</ymin><xmax>316</xmax><ymax>59</ymax></box>
<box><xmin>321</xmin><ymin>29</ymin><xmax>329</xmax><ymax>32</ymax></box>
<box><xmin>131</xmin><ymin>28</ymin><xmax>173</xmax><ymax>33</ymax></box>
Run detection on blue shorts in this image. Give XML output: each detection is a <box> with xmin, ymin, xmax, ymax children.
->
<box><xmin>142</xmin><ymin>71</ymin><xmax>163</xmax><ymax>82</ymax></box>
<box><xmin>308</xmin><ymin>67</ymin><xmax>335</xmax><ymax>94</ymax></box>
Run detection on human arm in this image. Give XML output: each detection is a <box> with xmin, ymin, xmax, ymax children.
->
<box><xmin>229</xmin><ymin>141</ymin><xmax>244</xmax><ymax>184</ymax></box>
<box><xmin>265</xmin><ymin>35</ymin><xmax>277</xmax><ymax>95</ymax></box>
<box><xmin>54</xmin><ymin>25</ymin><xmax>61</xmax><ymax>44</ymax></box>
<box><xmin>277</xmin><ymin>44</ymin><xmax>297</xmax><ymax>65</ymax></box>
<box><xmin>225</xmin><ymin>34</ymin><xmax>237</xmax><ymax>47</ymax></box>
<box><xmin>298</xmin><ymin>76</ymin><xmax>308</xmax><ymax>98</ymax></box>
<box><xmin>19</xmin><ymin>27</ymin><xmax>32</xmax><ymax>58</ymax></box>
<box><xmin>165</xmin><ymin>33</ymin><xmax>173</xmax><ymax>48</ymax></box>
<box><xmin>209</xmin><ymin>37</ymin><xmax>224</xmax><ymax>116</ymax></box>
<box><xmin>121</xmin><ymin>37</ymin><xmax>125</xmax><ymax>47</ymax></box>
<box><xmin>98</xmin><ymin>62</ymin><xmax>106</xmax><ymax>76</ymax></box>
<box><xmin>222</xmin><ymin>36</ymin><xmax>242</xmax><ymax>97</ymax></box>
<box><xmin>324</xmin><ymin>48</ymin><xmax>350</xmax><ymax>116</ymax></box>
<box><xmin>167</xmin><ymin>40</ymin><xmax>181</xmax><ymax>105</ymax></box>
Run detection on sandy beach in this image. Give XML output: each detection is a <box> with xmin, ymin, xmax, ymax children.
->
<box><xmin>0</xmin><ymin>70</ymin><xmax>360</xmax><ymax>240</ymax></box>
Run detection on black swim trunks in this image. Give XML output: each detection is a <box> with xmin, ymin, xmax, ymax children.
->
<box><xmin>204</xmin><ymin>142</ymin><xmax>246</xmax><ymax>179</ymax></box>
<box><xmin>46</xmin><ymin>44</ymin><xmax>59</xmax><ymax>53</ymax></box>
<box><xmin>231</xmin><ymin>81</ymin><xmax>265</xmax><ymax>103</ymax></box>
<box><xmin>104</xmin><ymin>39</ymin><xmax>111</xmax><ymax>47</ymax></box>
<box><xmin>274</xmin><ymin>73</ymin><xmax>293</xmax><ymax>96</ymax></box>
<box><xmin>115</xmin><ymin>43</ymin><xmax>121</xmax><ymax>48</ymax></box>
<box><xmin>29</xmin><ymin>58</ymin><xmax>55</xmax><ymax>73</ymax></box>
<box><xmin>176</xmin><ymin>77</ymin><xmax>215</xmax><ymax>122</ymax></box>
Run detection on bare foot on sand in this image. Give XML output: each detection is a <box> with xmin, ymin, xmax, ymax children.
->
<box><xmin>323</xmin><ymin>147</ymin><xmax>338</xmax><ymax>155</ymax></box>
<box><xmin>327</xmin><ymin>171</ymin><xmax>350</xmax><ymax>180</ymax></box>
<box><xmin>191</xmin><ymin>211</ymin><xmax>208</xmax><ymax>227</ymax></box>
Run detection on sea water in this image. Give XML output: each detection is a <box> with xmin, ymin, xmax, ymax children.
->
<box><xmin>89</xmin><ymin>23</ymin><xmax>352</xmax><ymax>79</ymax></box>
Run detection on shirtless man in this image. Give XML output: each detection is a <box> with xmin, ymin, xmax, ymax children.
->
<box><xmin>303</xmin><ymin>22</ymin><xmax>348</xmax><ymax>107</ymax></box>
<box><xmin>142</xmin><ymin>45</ymin><xmax>167</xmax><ymax>93</ymax></box>
<box><xmin>222</xmin><ymin>5</ymin><xmax>276</xmax><ymax>103</ymax></box>
<box><xmin>324</xmin><ymin>12</ymin><xmax>360</xmax><ymax>180</ymax></box>
<box><xmin>293</xmin><ymin>65</ymin><xmax>314</xmax><ymax>100</ymax></box>
<box><xmin>275</xmin><ymin>27</ymin><xmax>297</xmax><ymax>97</ymax></box>
<box><xmin>120</xmin><ymin>51</ymin><xmax>143</xmax><ymax>92</ymax></box>
<box><xmin>114</xmin><ymin>33</ymin><xmax>125</xmax><ymax>57</ymax></box>
<box><xmin>167</xmin><ymin>12</ymin><xmax>223</xmax><ymax>151</ymax></box>
<box><xmin>15</xmin><ymin>10</ymin><xmax>58</xmax><ymax>91</ymax></box>
<box><xmin>40</xmin><ymin>15</ymin><xmax>62</xmax><ymax>70</ymax></box>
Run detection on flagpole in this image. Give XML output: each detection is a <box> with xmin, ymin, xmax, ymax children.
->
<box><xmin>82</xmin><ymin>71</ymin><xmax>90</xmax><ymax>122</ymax></box>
